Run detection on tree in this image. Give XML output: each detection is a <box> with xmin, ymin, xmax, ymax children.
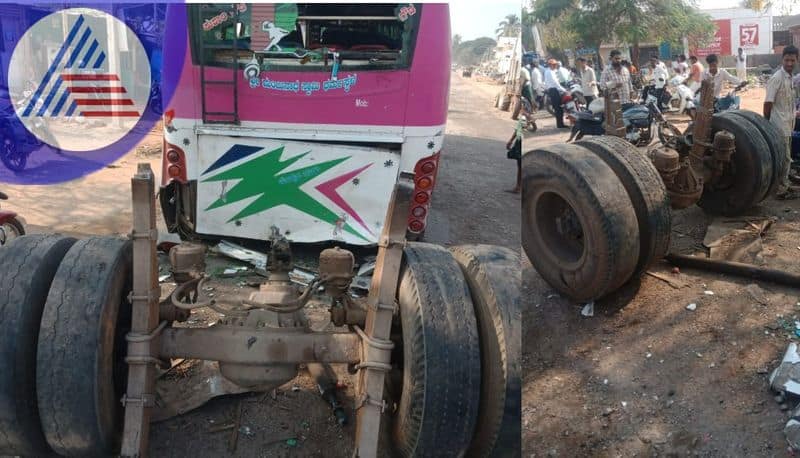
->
<box><xmin>532</xmin><ymin>0</ymin><xmax>714</xmax><ymax>66</ymax></box>
<box><xmin>452</xmin><ymin>34</ymin><xmax>462</xmax><ymax>52</ymax></box>
<box><xmin>452</xmin><ymin>37</ymin><xmax>498</xmax><ymax>66</ymax></box>
<box><xmin>740</xmin><ymin>0</ymin><xmax>771</xmax><ymax>12</ymax></box>
<box><xmin>496</xmin><ymin>14</ymin><xmax>521</xmax><ymax>38</ymax></box>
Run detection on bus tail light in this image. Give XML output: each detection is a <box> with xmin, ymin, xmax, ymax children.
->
<box><xmin>408</xmin><ymin>152</ymin><xmax>440</xmax><ymax>234</ymax></box>
<box><xmin>162</xmin><ymin>140</ymin><xmax>187</xmax><ymax>186</ymax></box>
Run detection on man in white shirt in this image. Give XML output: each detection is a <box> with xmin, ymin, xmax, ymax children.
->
<box><xmin>704</xmin><ymin>53</ymin><xmax>744</xmax><ymax>99</ymax></box>
<box><xmin>645</xmin><ymin>54</ymin><xmax>671</xmax><ymax>108</ymax></box>
<box><xmin>764</xmin><ymin>45</ymin><xmax>799</xmax><ymax>196</ymax></box>
<box><xmin>544</xmin><ymin>58</ymin><xmax>568</xmax><ymax>128</ymax></box>
<box><xmin>556</xmin><ymin>61</ymin><xmax>571</xmax><ymax>85</ymax></box>
<box><xmin>575</xmin><ymin>57</ymin><xmax>598</xmax><ymax>105</ymax></box>
<box><xmin>674</xmin><ymin>54</ymin><xmax>688</xmax><ymax>78</ymax></box>
<box><xmin>520</xmin><ymin>59</ymin><xmax>532</xmax><ymax>107</ymax></box>
<box><xmin>736</xmin><ymin>47</ymin><xmax>747</xmax><ymax>81</ymax></box>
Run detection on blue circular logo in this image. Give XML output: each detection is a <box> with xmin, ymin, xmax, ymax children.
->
<box><xmin>0</xmin><ymin>4</ymin><xmax>186</xmax><ymax>184</ymax></box>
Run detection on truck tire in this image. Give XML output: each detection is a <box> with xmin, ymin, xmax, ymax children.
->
<box><xmin>450</xmin><ymin>245</ymin><xmax>520</xmax><ymax>458</ymax></box>
<box><xmin>522</xmin><ymin>144</ymin><xmax>640</xmax><ymax>301</ymax></box>
<box><xmin>0</xmin><ymin>235</ymin><xmax>76</xmax><ymax>456</ymax></box>
<box><xmin>698</xmin><ymin>113</ymin><xmax>773</xmax><ymax>215</ymax></box>
<box><xmin>37</xmin><ymin>237</ymin><xmax>133</xmax><ymax>456</ymax></box>
<box><xmin>576</xmin><ymin>136</ymin><xmax>671</xmax><ymax>278</ymax></box>
<box><xmin>725</xmin><ymin>109</ymin><xmax>789</xmax><ymax>200</ymax></box>
<box><xmin>390</xmin><ymin>243</ymin><xmax>481</xmax><ymax>457</ymax></box>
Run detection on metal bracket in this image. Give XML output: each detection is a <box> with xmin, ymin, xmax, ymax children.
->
<box><xmin>354</xmin><ymin>325</ymin><xmax>394</xmax><ymax>373</ymax></box>
<box><xmin>377</xmin><ymin>236</ymin><xmax>406</xmax><ymax>249</ymax></box>
<box><xmin>128</xmin><ymin>228</ymin><xmax>159</xmax><ymax>241</ymax></box>
<box><xmin>126</xmin><ymin>321</ymin><xmax>168</xmax><ymax>343</ymax></box>
<box><xmin>120</xmin><ymin>393</ymin><xmax>156</xmax><ymax>408</ymax></box>
<box><xmin>127</xmin><ymin>290</ymin><xmax>161</xmax><ymax>304</ymax></box>
<box><xmin>371</xmin><ymin>300</ymin><xmax>398</xmax><ymax>313</ymax></box>
<box><xmin>355</xmin><ymin>394</ymin><xmax>387</xmax><ymax>413</ymax></box>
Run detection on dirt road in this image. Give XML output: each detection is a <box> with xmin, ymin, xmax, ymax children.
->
<box><xmin>523</xmin><ymin>86</ymin><xmax>800</xmax><ymax>456</ymax></box>
<box><xmin>1</xmin><ymin>73</ymin><xmax>519</xmax><ymax>456</ymax></box>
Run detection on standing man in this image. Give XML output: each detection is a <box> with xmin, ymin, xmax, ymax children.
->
<box><xmin>531</xmin><ymin>61</ymin><xmax>543</xmax><ymax>109</ymax></box>
<box><xmin>765</xmin><ymin>45</ymin><xmax>799</xmax><ymax>197</ymax></box>
<box><xmin>600</xmin><ymin>49</ymin><xmax>633</xmax><ymax>106</ymax></box>
<box><xmin>543</xmin><ymin>58</ymin><xmax>568</xmax><ymax>128</ymax></box>
<box><xmin>576</xmin><ymin>57</ymin><xmax>598</xmax><ymax>105</ymax></box>
<box><xmin>520</xmin><ymin>55</ymin><xmax>533</xmax><ymax>107</ymax></box>
<box><xmin>736</xmin><ymin>47</ymin><xmax>747</xmax><ymax>81</ymax></box>
<box><xmin>675</xmin><ymin>54</ymin><xmax>689</xmax><ymax>78</ymax></box>
<box><xmin>687</xmin><ymin>55</ymin><xmax>704</xmax><ymax>93</ymax></box>
<box><xmin>647</xmin><ymin>53</ymin><xmax>670</xmax><ymax>108</ymax></box>
<box><xmin>704</xmin><ymin>54</ymin><xmax>745</xmax><ymax>99</ymax></box>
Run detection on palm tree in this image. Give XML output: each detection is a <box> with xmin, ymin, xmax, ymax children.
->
<box><xmin>496</xmin><ymin>14</ymin><xmax>521</xmax><ymax>38</ymax></box>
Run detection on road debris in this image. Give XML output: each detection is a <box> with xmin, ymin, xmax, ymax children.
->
<box><xmin>744</xmin><ymin>283</ymin><xmax>769</xmax><ymax>305</ymax></box>
<box><xmin>686</xmin><ymin>303</ymin><xmax>697</xmax><ymax>311</ymax></box>
<box><xmin>703</xmin><ymin>217</ymin><xmax>774</xmax><ymax>263</ymax></box>
<box><xmin>215</xmin><ymin>240</ymin><xmax>267</xmax><ymax>273</ymax></box>
<box><xmin>645</xmin><ymin>270</ymin><xmax>688</xmax><ymax>289</ymax></box>
<box><xmin>704</xmin><ymin>290</ymin><xmax>715</xmax><ymax>295</ymax></box>
<box><xmin>770</xmin><ymin>343</ymin><xmax>800</xmax><ymax>396</ymax></box>
<box><xmin>581</xmin><ymin>301</ymin><xmax>594</xmax><ymax>317</ymax></box>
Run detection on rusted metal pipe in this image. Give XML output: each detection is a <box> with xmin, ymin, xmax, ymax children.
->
<box><xmin>159</xmin><ymin>326</ymin><xmax>361</xmax><ymax>364</ymax></box>
<box><xmin>665</xmin><ymin>253</ymin><xmax>800</xmax><ymax>288</ymax></box>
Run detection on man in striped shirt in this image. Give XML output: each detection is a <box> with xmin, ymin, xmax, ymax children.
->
<box><xmin>599</xmin><ymin>49</ymin><xmax>633</xmax><ymax>105</ymax></box>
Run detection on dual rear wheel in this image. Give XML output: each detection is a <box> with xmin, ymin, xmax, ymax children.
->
<box><xmin>523</xmin><ymin>111</ymin><xmax>780</xmax><ymax>302</ymax></box>
<box><xmin>0</xmin><ymin>236</ymin><xmax>519</xmax><ymax>457</ymax></box>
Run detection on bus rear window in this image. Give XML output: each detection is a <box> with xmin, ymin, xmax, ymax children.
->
<box><xmin>189</xmin><ymin>3</ymin><xmax>421</xmax><ymax>71</ymax></box>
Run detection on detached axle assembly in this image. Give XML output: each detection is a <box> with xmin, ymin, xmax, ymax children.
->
<box><xmin>524</xmin><ymin>77</ymin><xmax>788</xmax><ymax>303</ymax></box>
<box><xmin>0</xmin><ymin>167</ymin><xmax>519</xmax><ymax>458</ymax></box>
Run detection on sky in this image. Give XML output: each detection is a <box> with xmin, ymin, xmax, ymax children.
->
<box><xmin>449</xmin><ymin>0</ymin><xmax>522</xmax><ymax>41</ymax></box>
<box><xmin>448</xmin><ymin>0</ymin><xmax>799</xmax><ymax>42</ymax></box>
<box><xmin>698</xmin><ymin>0</ymin><xmax>799</xmax><ymax>14</ymax></box>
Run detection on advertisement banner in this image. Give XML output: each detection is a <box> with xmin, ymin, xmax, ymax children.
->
<box><xmin>739</xmin><ymin>23</ymin><xmax>760</xmax><ymax>47</ymax></box>
<box><xmin>694</xmin><ymin>19</ymin><xmax>731</xmax><ymax>57</ymax></box>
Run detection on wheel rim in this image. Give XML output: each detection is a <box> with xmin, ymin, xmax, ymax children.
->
<box><xmin>0</xmin><ymin>222</ymin><xmax>20</xmax><ymax>245</ymax></box>
<box><xmin>532</xmin><ymin>190</ymin><xmax>586</xmax><ymax>269</ymax></box>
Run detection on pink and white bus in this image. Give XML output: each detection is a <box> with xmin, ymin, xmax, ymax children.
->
<box><xmin>159</xmin><ymin>3</ymin><xmax>449</xmax><ymax>245</ymax></box>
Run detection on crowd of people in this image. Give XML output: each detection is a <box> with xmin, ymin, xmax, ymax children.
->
<box><xmin>514</xmin><ymin>45</ymin><xmax>800</xmax><ymax>198</ymax></box>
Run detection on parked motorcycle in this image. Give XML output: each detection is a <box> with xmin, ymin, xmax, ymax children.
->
<box><xmin>0</xmin><ymin>90</ymin><xmax>58</xmax><ymax>173</ymax></box>
<box><xmin>698</xmin><ymin>81</ymin><xmax>747</xmax><ymax>113</ymax></box>
<box><xmin>566</xmin><ymin>94</ymin><xmax>656</xmax><ymax>146</ymax></box>
<box><xmin>0</xmin><ymin>191</ymin><xmax>24</xmax><ymax>246</ymax></box>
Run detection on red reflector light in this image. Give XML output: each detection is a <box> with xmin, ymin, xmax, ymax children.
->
<box><xmin>420</xmin><ymin>161</ymin><xmax>436</xmax><ymax>174</ymax></box>
<box><xmin>408</xmin><ymin>219</ymin><xmax>424</xmax><ymax>233</ymax></box>
<box><xmin>164</xmin><ymin>108</ymin><xmax>175</xmax><ymax>126</ymax></box>
<box><xmin>167</xmin><ymin>150</ymin><xmax>180</xmax><ymax>163</ymax></box>
<box><xmin>168</xmin><ymin>164</ymin><xmax>182</xmax><ymax>178</ymax></box>
<box><xmin>417</xmin><ymin>177</ymin><xmax>432</xmax><ymax>190</ymax></box>
<box><xmin>414</xmin><ymin>192</ymin><xmax>429</xmax><ymax>205</ymax></box>
<box><xmin>411</xmin><ymin>206</ymin><xmax>427</xmax><ymax>218</ymax></box>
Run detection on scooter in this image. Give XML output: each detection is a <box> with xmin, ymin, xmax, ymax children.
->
<box><xmin>666</xmin><ymin>75</ymin><xmax>696</xmax><ymax>118</ymax></box>
<box><xmin>0</xmin><ymin>191</ymin><xmax>24</xmax><ymax>246</ymax></box>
